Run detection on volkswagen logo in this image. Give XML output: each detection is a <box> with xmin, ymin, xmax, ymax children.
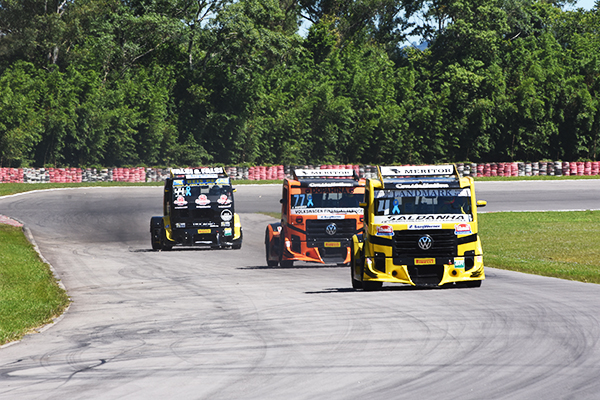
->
<box><xmin>418</xmin><ymin>235</ymin><xmax>433</xmax><ymax>250</ymax></box>
<box><xmin>325</xmin><ymin>223</ymin><xmax>337</xmax><ymax>236</ymax></box>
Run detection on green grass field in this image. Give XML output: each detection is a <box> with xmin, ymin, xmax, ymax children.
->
<box><xmin>479</xmin><ymin>211</ymin><xmax>600</xmax><ymax>284</ymax></box>
<box><xmin>0</xmin><ymin>224</ymin><xmax>70</xmax><ymax>345</ymax></box>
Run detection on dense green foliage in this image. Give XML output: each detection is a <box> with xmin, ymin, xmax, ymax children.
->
<box><xmin>1</xmin><ymin>0</ymin><xmax>599</xmax><ymax>167</ymax></box>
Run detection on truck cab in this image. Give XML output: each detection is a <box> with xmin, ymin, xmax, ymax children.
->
<box><xmin>351</xmin><ymin>164</ymin><xmax>486</xmax><ymax>290</ymax></box>
<box><xmin>151</xmin><ymin>167</ymin><xmax>242</xmax><ymax>250</ymax></box>
<box><xmin>265</xmin><ymin>168</ymin><xmax>365</xmax><ymax>267</ymax></box>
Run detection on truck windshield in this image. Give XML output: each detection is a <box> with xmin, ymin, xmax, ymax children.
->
<box><xmin>374</xmin><ymin>188</ymin><xmax>472</xmax><ymax>217</ymax></box>
<box><xmin>290</xmin><ymin>189</ymin><xmax>363</xmax><ymax>214</ymax></box>
<box><xmin>172</xmin><ymin>183</ymin><xmax>233</xmax><ymax>210</ymax></box>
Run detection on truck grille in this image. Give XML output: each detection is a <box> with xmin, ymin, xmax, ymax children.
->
<box><xmin>306</xmin><ymin>219</ymin><xmax>357</xmax><ymax>240</ymax></box>
<box><xmin>393</xmin><ymin>229</ymin><xmax>457</xmax><ymax>258</ymax></box>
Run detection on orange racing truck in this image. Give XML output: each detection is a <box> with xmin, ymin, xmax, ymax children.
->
<box><xmin>351</xmin><ymin>164</ymin><xmax>486</xmax><ymax>290</ymax></box>
<box><xmin>265</xmin><ymin>168</ymin><xmax>365</xmax><ymax>267</ymax></box>
<box><xmin>151</xmin><ymin>167</ymin><xmax>242</xmax><ymax>250</ymax></box>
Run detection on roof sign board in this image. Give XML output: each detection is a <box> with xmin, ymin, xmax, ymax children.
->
<box><xmin>294</xmin><ymin>169</ymin><xmax>356</xmax><ymax>178</ymax></box>
<box><xmin>379</xmin><ymin>165</ymin><xmax>455</xmax><ymax>177</ymax></box>
<box><xmin>170</xmin><ymin>167</ymin><xmax>226</xmax><ymax>180</ymax></box>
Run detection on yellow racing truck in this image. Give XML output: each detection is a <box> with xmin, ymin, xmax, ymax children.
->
<box><xmin>151</xmin><ymin>167</ymin><xmax>242</xmax><ymax>250</ymax></box>
<box><xmin>351</xmin><ymin>165</ymin><xmax>486</xmax><ymax>290</ymax></box>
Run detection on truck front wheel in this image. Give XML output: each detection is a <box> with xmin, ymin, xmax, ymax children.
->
<box><xmin>265</xmin><ymin>229</ymin><xmax>278</xmax><ymax>266</ymax></box>
<box><xmin>161</xmin><ymin>228</ymin><xmax>172</xmax><ymax>251</ymax></box>
<box><xmin>350</xmin><ymin>243</ymin><xmax>362</xmax><ymax>289</ymax></box>
<box><xmin>362</xmin><ymin>281</ymin><xmax>383</xmax><ymax>291</ymax></box>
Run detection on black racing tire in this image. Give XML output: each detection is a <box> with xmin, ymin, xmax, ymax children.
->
<box><xmin>362</xmin><ymin>281</ymin><xmax>383</xmax><ymax>291</ymax></box>
<box><xmin>350</xmin><ymin>242</ymin><xmax>362</xmax><ymax>289</ymax></box>
<box><xmin>280</xmin><ymin>259</ymin><xmax>294</xmax><ymax>268</ymax></box>
<box><xmin>232</xmin><ymin>232</ymin><xmax>243</xmax><ymax>250</ymax></box>
<box><xmin>161</xmin><ymin>228</ymin><xmax>172</xmax><ymax>251</ymax></box>
<box><xmin>151</xmin><ymin>230</ymin><xmax>162</xmax><ymax>250</ymax></box>
<box><xmin>265</xmin><ymin>229</ymin><xmax>278</xmax><ymax>266</ymax></box>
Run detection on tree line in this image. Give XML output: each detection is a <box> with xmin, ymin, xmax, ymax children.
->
<box><xmin>1</xmin><ymin>0</ymin><xmax>599</xmax><ymax>168</ymax></box>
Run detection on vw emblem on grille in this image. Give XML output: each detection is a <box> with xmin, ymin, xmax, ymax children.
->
<box><xmin>418</xmin><ymin>235</ymin><xmax>433</xmax><ymax>250</ymax></box>
<box><xmin>325</xmin><ymin>223</ymin><xmax>337</xmax><ymax>236</ymax></box>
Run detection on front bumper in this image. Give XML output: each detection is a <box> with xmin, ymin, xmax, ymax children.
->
<box><xmin>362</xmin><ymin>255</ymin><xmax>485</xmax><ymax>287</ymax></box>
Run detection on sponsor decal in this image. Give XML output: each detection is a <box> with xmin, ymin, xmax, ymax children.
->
<box><xmin>173</xmin><ymin>179</ymin><xmax>184</xmax><ymax>186</ymax></box>
<box><xmin>216</xmin><ymin>178</ymin><xmax>230</xmax><ymax>185</ymax></box>
<box><xmin>308</xmin><ymin>182</ymin><xmax>353</xmax><ymax>187</ymax></box>
<box><xmin>171</xmin><ymin>167</ymin><xmax>224</xmax><ymax>175</ymax></box>
<box><xmin>324</xmin><ymin>242</ymin><xmax>341</xmax><ymax>248</ymax></box>
<box><xmin>193</xmin><ymin>222</ymin><xmax>218</xmax><ymax>227</ymax></box>
<box><xmin>408</xmin><ymin>223</ymin><xmax>442</xmax><ymax>230</ymax></box>
<box><xmin>476</xmin><ymin>255</ymin><xmax>483</xmax><ymax>264</ymax></box>
<box><xmin>376</xmin><ymin>225</ymin><xmax>394</xmax><ymax>236</ymax></box>
<box><xmin>454</xmin><ymin>257</ymin><xmax>465</xmax><ymax>268</ymax></box>
<box><xmin>394</xmin><ymin>183</ymin><xmax>451</xmax><ymax>189</ymax></box>
<box><xmin>454</xmin><ymin>223</ymin><xmax>472</xmax><ymax>235</ymax></box>
<box><xmin>221</xmin><ymin>222</ymin><xmax>231</xmax><ymax>227</ymax></box>
<box><xmin>317</xmin><ymin>215</ymin><xmax>345</xmax><ymax>220</ymax></box>
<box><xmin>376</xmin><ymin>188</ymin><xmax>471</xmax><ymax>198</ymax></box>
<box><xmin>175</xmin><ymin>222</ymin><xmax>186</xmax><ymax>228</ymax></box>
<box><xmin>292</xmin><ymin>208</ymin><xmax>362</xmax><ymax>215</ymax></box>
<box><xmin>197</xmin><ymin>229</ymin><xmax>211</xmax><ymax>234</ymax></box>
<box><xmin>224</xmin><ymin>228</ymin><xmax>232</xmax><ymax>236</ymax></box>
<box><xmin>295</xmin><ymin>169</ymin><xmax>354</xmax><ymax>177</ymax></box>
<box><xmin>414</xmin><ymin>258</ymin><xmax>436</xmax><ymax>265</ymax></box>
<box><xmin>217</xmin><ymin>194</ymin><xmax>231</xmax><ymax>205</ymax></box>
<box><xmin>221</xmin><ymin>209</ymin><xmax>233</xmax><ymax>222</ymax></box>
<box><xmin>380</xmin><ymin>165</ymin><xmax>454</xmax><ymax>176</ymax></box>
<box><xmin>304</xmin><ymin>187</ymin><xmax>355</xmax><ymax>194</ymax></box>
<box><xmin>373</xmin><ymin>214</ymin><xmax>472</xmax><ymax>224</ymax></box>
<box><xmin>196</xmin><ymin>194</ymin><xmax>210</xmax><ymax>206</ymax></box>
<box><xmin>174</xmin><ymin>195</ymin><xmax>188</xmax><ymax>207</ymax></box>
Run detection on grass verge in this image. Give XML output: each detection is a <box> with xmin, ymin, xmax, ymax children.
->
<box><xmin>480</xmin><ymin>211</ymin><xmax>600</xmax><ymax>284</ymax></box>
<box><xmin>0</xmin><ymin>224</ymin><xmax>70</xmax><ymax>345</ymax></box>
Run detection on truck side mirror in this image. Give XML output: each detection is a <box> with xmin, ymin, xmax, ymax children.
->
<box><xmin>477</xmin><ymin>200</ymin><xmax>487</xmax><ymax>207</ymax></box>
<box><xmin>280</xmin><ymin>199</ymin><xmax>284</xmax><ymax>204</ymax></box>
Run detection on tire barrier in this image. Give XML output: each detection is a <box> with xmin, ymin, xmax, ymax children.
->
<box><xmin>2</xmin><ymin>161</ymin><xmax>600</xmax><ymax>183</ymax></box>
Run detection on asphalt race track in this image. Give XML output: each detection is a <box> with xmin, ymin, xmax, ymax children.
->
<box><xmin>1</xmin><ymin>181</ymin><xmax>600</xmax><ymax>399</ymax></box>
